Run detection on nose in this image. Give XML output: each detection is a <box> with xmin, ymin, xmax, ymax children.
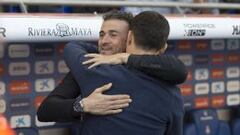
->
<box><xmin>101</xmin><ymin>34</ymin><xmax>111</xmax><ymax>44</ymax></box>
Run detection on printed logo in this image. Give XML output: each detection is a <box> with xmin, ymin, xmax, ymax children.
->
<box><xmin>227</xmin><ymin>94</ymin><xmax>240</xmax><ymax>106</ymax></box>
<box><xmin>195</xmin><ymin>83</ymin><xmax>209</xmax><ymax>95</ymax></box>
<box><xmin>211</xmin><ymin>96</ymin><xmax>225</xmax><ymax>108</ymax></box>
<box><xmin>35</xmin><ymin>78</ymin><xmax>55</xmax><ymax>92</ymax></box>
<box><xmin>9</xmin><ymin>62</ymin><xmax>30</xmax><ymax>76</ymax></box>
<box><xmin>35</xmin><ymin>96</ymin><xmax>46</xmax><ymax>109</ymax></box>
<box><xmin>0</xmin><ymin>27</ymin><xmax>6</xmax><ymax>37</ymax></box>
<box><xmin>0</xmin><ymin>99</ymin><xmax>6</xmax><ymax>113</ymax></box>
<box><xmin>227</xmin><ymin>54</ymin><xmax>239</xmax><ymax>63</ymax></box>
<box><xmin>232</xmin><ymin>25</ymin><xmax>240</xmax><ymax>35</ymax></box>
<box><xmin>28</xmin><ymin>23</ymin><xmax>92</xmax><ymax>37</ymax></box>
<box><xmin>184</xmin><ymin>29</ymin><xmax>206</xmax><ymax>37</ymax></box>
<box><xmin>10</xmin><ymin>115</ymin><xmax>31</xmax><ymax>128</ymax></box>
<box><xmin>179</xmin><ymin>84</ymin><xmax>192</xmax><ymax>96</ymax></box>
<box><xmin>195</xmin><ymin>97</ymin><xmax>209</xmax><ymax>109</ymax></box>
<box><xmin>9</xmin><ymin>81</ymin><xmax>31</xmax><ymax>95</ymax></box>
<box><xmin>211</xmin><ymin>39</ymin><xmax>225</xmax><ymax>50</ymax></box>
<box><xmin>183</xmin><ymin>23</ymin><xmax>215</xmax><ymax>38</ymax></box>
<box><xmin>227</xmin><ymin>39</ymin><xmax>239</xmax><ymax>50</ymax></box>
<box><xmin>35</xmin><ymin>61</ymin><xmax>54</xmax><ymax>75</ymax></box>
<box><xmin>35</xmin><ymin>116</ymin><xmax>55</xmax><ymax>127</ymax></box>
<box><xmin>177</xmin><ymin>40</ymin><xmax>192</xmax><ymax>51</ymax></box>
<box><xmin>0</xmin><ymin>81</ymin><xmax>6</xmax><ymax>95</ymax></box>
<box><xmin>58</xmin><ymin>60</ymin><xmax>69</xmax><ymax>73</ymax></box>
<box><xmin>8</xmin><ymin>44</ymin><xmax>30</xmax><ymax>58</ymax></box>
<box><xmin>177</xmin><ymin>55</ymin><xmax>193</xmax><ymax>66</ymax></box>
<box><xmin>227</xmin><ymin>80</ymin><xmax>240</xmax><ymax>92</ymax></box>
<box><xmin>227</xmin><ymin>67</ymin><xmax>240</xmax><ymax>78</ymax></box>
<box><xmin>0</xmin><ymin>44</ymin><xmax>4</xmax><ymax>58</ymax></box>
<box><xmin>10</xmin><ymin>98</ymin><xmax>31</xmax><ymax>112</ymax></box>
<box><xmin>211</xmin><ymin>81</ymin><xmax>225</xmax><ymax>94</ymax></box>
<box><xmin>195</xmin><ymin>40</ymin><xmax>209</xmax><ymax>51</ymax></box>
<box><xmin>200</xmin><ymin>110</ymin><xmax>214</xmax><ymax>121</ymax></box>
<box><xmin>0</xmin><ymin>64</ymin><xmax>4</xmax><ymax>76</ymax></box>
<box><xmin>34</xmin><ymin>45</ymin><xmax>54</xmax><ymax>57</ymax></box>
<box><xmin>194</xmin><ymin>55</ymin><xmax>209</xmax><ymax>65</ymax></box>
<box><xmin>184</xmin><ymin>23</ymin><xmax>215</xmax><ymax>29</ymax></box>
<box><xmin>211</xmin><ymin>68</ymin><xmax>224</xmax><ymax>79</ymax></box>
<box><xmin>211</xmin><ymin>54</ymin><xmax>225</xmax><ymax>65</ymax></box>
<box><xmin>195</xmin><ymin>68</ymin><xmax>209</xmax><ymax>81</ymax></box>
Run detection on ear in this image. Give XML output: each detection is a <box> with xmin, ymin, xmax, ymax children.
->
<box><xmin>159</xmin><ymin>43</ymin><xmax>168</xmax><ymax>54</ymax></box>
<box><xmin>127</xmin><ymin>31</ymin><xmax>132</xmax><ymax>46</ymax></box>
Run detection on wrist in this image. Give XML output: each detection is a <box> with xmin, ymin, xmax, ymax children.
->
<box><xmin>81</xmin><ymin>98</ymin><xmax>88</xmax><ymax>113</ymax></box>
<box><xmin>73</xmin><ymin>96</ymin><xmax>85</xmax><ymax>114</ymax></box>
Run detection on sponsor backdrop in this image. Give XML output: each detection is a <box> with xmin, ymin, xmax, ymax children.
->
<box><xmin>0</xmin><ymin>42</ymin><xmax>69</xmax><ymax>131</ymax></box>
<box><xmin>167</xmin><ymin>39</ymin><xmax>240</xmax><ymax>110</ymax></box>
<box><xmin>0</xmin><ymin>15</ymin><xmax>240</xmax><ymax>42</ymax></box>
<box><xmin>0</xmin><ymin>40</ymin><xmax>239</xmax><ymax>132</ymax></box>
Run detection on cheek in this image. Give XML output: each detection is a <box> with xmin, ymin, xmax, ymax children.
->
<box><xmin>112</xmin><ymin>38</ymin><xmax>126</xmax><ymax>51</ymax></box>
<box><xmin>115</xmin><ymin>43</ymin><xmax>126</xmax><ymax>52</ymax></box>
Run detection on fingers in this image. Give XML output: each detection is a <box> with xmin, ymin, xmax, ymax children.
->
<box><xmin>83</xmin><ymin>54</ymin><xmax>101</xmax><ymax>65</ymax></box>
<box><xmin>110</xmin><ymin>98</ymin><xmax>132</xmax><ymax>105</ymax></box>
<box><xmin>108</xmin><ymin>103</ymin><xmax>130</xmax><ymax>110</ymax></box>
<box><xmin>83</xmin><ymin>60</ymin><xmax>102</xmax><ymax>69</ymax></box>
<box><xmin>83</xmin><ymin>53</ymin><xmax>100</xmax><ymax>65</ymax></box>
<box><xmin>84</xmin><ymin>53</ymin><xmax>100</xmax><ymax>58</ymax></box>
<box><xmin>107</xmin><ymin>98</ymin><xmax>132</xmax><ymax>110</ymax></box>
<box><xmin>88</xmin><ymin>83</ymin><xmax>133</xmax><ymax>115</ymax></box>
<box><xmin>94</xmin><ymin>83</ymin><xmax>112</xmax><ymax>93</ymax></box>
<box><xmin>82</xmin><ymin>58</ymin><xmax>97</xmax><ymax>65</ymax></box>
<box><xmin>104</xmin><ymin>109</ymin><xmax>123</xmax><ymax>115</ymax></box>
<box><xmin>83</xmin><ymin>54</ymin><xmax>105</xmax><ymax>68</ymax></box>
<box><xmin>105</xmin><ymin>94</ymin><xmax>131</xmax><ymax>101</ymax></box>
<box><xmin>103</xmin><ymin>100</ymin><xmax>132</xmax><ymax>114</ymax></box>
<box><xmin>88</xmin><ymin>62</ymin><xmax>101</xmax><ymax>69</ymax></box>
<box><xmin>97</xmin><ymin>99</ymin><xmax>131</xmax><ymax>115</ymax></box>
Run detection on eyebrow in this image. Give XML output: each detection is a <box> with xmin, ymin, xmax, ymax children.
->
<box><xmin>99</xmin><ymin>30</ymin><xmax>119</xmax><ymax>35</ymax></box>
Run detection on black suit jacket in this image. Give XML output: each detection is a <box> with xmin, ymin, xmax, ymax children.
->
<box><xmin>37</xmin><ymin>42</ymin><xmax>187</xmax><ymax>122</ymax></box>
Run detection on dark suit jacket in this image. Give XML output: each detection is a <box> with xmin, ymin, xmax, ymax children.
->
<box><xmin>37</xmin><ymin>41</ymin><xmax>187</xmax><ymax>123</ymax></box>
<box><xmin>63</xmin><ymin>42</ymin><xmax>184</xmax><ymax>135</ymax></box>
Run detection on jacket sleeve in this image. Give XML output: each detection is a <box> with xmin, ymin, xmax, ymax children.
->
<box><xmin>127</xmin><ymin>55</ymin><xmax>188</xmax><ymax>85</ymax></box>
<box><xmin>63</xmin><ymin>41</ymin><xmax>123</xmax><ymax>97</ymax></box>
<box><xmin>37</xmin><ymin>41</ymin><xmax>98</xmax><ymax>122</ymax></box>
<box><xmin>37</xmin><ymin>72</ymin><xmax>82</xmax><ymax>122</ymax></box>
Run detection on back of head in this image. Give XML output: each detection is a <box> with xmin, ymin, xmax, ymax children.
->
<box><xmin>130</xmin><ymin>11</ymin><xmax>170</xmax><ymax>52</ymax></box>
<box><xmin>103</xmin><ymin>10</ymin><xmax>133</xmax><ymax>26</ymax></box>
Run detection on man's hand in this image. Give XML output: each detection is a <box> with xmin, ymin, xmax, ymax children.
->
<box><xmin>83</xmin><ymin>53</ymin><xmax>130</xmax><ymax>69</ymax></box>
<box><xmin>82</xmin><ymin>83</ymin><xmax>132</xmax><ymax>115</ymax></box>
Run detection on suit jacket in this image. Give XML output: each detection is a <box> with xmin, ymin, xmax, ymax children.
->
<box><xmin>37</xmin><ymin>41</ymin><xmax>187</xmax><ymax>123</ymax></box>
<box><xmin>63</xmin><ymin>41</ymin><xmax>184</xmax><ymax>135</ymax></box>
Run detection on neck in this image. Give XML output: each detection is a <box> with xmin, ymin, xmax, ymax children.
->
<box><xmin>131</xmin><ymin>47</ymin><xmax>160</xmax><ymax>55</ymax></box>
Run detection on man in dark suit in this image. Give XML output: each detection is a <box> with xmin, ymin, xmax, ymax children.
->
<box><xmin>64</xmin><ymin>11</ymin><xmax>184</xmax><ymax>135</ymax></box>
<box><xmin>37</xmin><ymin>10</ymin><xmax>187</xmax><ymax>123</ymax></box>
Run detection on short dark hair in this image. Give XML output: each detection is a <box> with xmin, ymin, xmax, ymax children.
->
<box><xmin>103</xmin><ymin>10</ymin><xmax>133</xmax><ymax>26</ymax></box>
<box><xmin>130</xmin><ymin>11</ymin><xmax>170</xmax><ymax>51</ymax></box>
